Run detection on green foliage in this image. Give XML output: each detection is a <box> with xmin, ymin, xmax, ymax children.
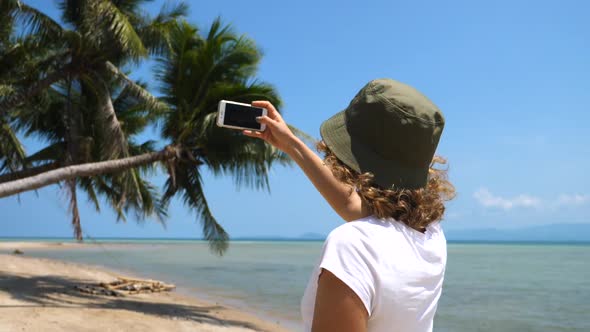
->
<box><xmin>156</xmin><ymin>18</ymin><xmax>289</xmax><ymax>253</ymax></box>
<box><xmin>0</xmin><ymin>1</ymin><xmax>297</xmax><ymax>255</ymax></box>
<box><xmin>1</xmin><ymin>0</ymin><xmax>177</xmax><ymax>239</ymax></box>
<box><xmin>0</xmin><ymin>119</ymin><xmax>26</xmax><ymax>172</ymax></box>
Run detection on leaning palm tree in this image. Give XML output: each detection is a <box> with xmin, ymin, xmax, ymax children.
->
<box><xmin>0</xmin><ymin>19</ymin><xmax>309</xmax><ymax>254</ymax></box>
<box><xmin>0</xmin><ymin>0</ymin><xmax>184</xmax><ymax>238</ymax></box>
<box><xmin>11</xmin><ymin>80</ymin><xmax>167</xmax><ymax>238</ymax></box>
<box><xmin>0</xmin><ymin>0</ymin><xmax>185</xmax><ymax>171</ymax></box>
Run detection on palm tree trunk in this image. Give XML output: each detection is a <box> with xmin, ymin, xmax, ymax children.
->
<box><xmin>67</xmin><ymin>179</ymin><xmax>83</xmax><ymax>241</ymax></box>
<box><xmin>97</xmin><ymin>80</ymin><xmax>128</xmax><ymax>159</ymax></box>
<box><xmin>0</xmin><ymin>67</ymin><xmax>72</xmax><ymax>114</ymax></box>
<box><xmin>0</xmin><ymin>146</ymin><xmax>177</xmax><ymax>198</ymax></box>
<box><xmin>0</xmin><ymin>162</ymin><xmax>60</xmax><ymax>183</ymax></box>
<box><xmin>64</xmin><ymin>77</ymin><xmax>83</xmax><ymax>241</ymax></box>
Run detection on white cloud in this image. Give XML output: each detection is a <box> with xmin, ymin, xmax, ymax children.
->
<box><xmin>556</xmin><ymin>194</ymin><xmax>590</xmax><ymax>206</ymax></box>
<box><xmin>474</xmin><ymin>188</ymin><xmax>541</xmax><ymax>210</ymax></box>
<box><xmin>474</xmin><ymin>189</ymin><xmax>590</xmax><ymax>211</ymax></box>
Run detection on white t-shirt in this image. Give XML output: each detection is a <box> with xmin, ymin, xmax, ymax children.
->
<box><xmin>300</xmin><ymin>215</ymin><xmax>447</xmax><ymax>332</ymax></box>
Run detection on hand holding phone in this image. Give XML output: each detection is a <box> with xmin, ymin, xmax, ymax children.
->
<box><xmin>241</xmin><ymin>101</ymin><xmax>300</xmax><ymax>155</ymax></box>
<box><xmin>217</xmin><ymin>100</ymin><xmax>268</xmax><ymax>131</ymax></box>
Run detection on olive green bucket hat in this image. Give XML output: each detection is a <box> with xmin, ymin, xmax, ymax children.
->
<box><xmin>320</xmin><ymin>78</ymin><xmax>445</xmax><ymax>190</ymax></box>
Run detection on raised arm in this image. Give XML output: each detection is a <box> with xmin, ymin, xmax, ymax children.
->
<box><xmin>242</xmin><ymin>101</ymin><xmax>369</xmax><ymax>222</ymax></box>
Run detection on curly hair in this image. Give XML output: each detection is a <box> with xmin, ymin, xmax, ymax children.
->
<box><xmin>317</xmin><ymin>142</ymin><xmax>456</xmax><ymax>231</ymax></box>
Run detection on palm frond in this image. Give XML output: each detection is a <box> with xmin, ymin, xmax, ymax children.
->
<box><xmin>155</xmin><ymin>2</ymin><xmax>189</xmax><ymax>21</ymax></box>
<box><xmin>97</xmin><ymin>176</ymin><xmax>126</xmax><ymax>221</ymax></box>
<box><xmin>201</xmin><ymin>117</ymin><xmax>289</xmax><ymax>191</ymax></box>
<box><xmin>15</xmin><ymin>3</ymin><xmax>64</xmax><ymax>41</ymax></box>
<box><xmin>84</xmin><ymin>167</ymin><xmax>165</xmax><ymax>225</ymax></box>
<box><xmin>0</xmin><ymin>43</ymin><xmax>26</xmax><ymax>80</ymax></box>
<box><xmin>12</xmin><ymin>87</ymin><xmax>67</xmax><ymax>143</ymax></box>
<box><xmin>124</xmin><ymin>170</ymin><xmax>167</xmax><ymax>225</ymax></box>
<box><xmin>110</xmin><ymin>0</ymin><xmax>153</xmax><ymax>15</ymax></box>
<box><xmin>0</xmin><ymin>30</ymin><xmax>70</xmax><ymax>87</ymax></box>
<box><xmin>78</xmin><ymin>177</ymin><xmax>100</xmax><ymax>212</ymax></box>
<box><xmin>154</xmin><ymin>21</ymin><xmax>202</xmax><ymax>108</ymax></box>
<box><xmin>183</xmin><ymin>82</ymin><xmax>295</xmax><ymax>191</ymax></box>
<box><xmin>136</xmin><ymin>1</ymin><xmax>188</xmax><ymax>56</ymax></box>
<box><xmin>0</xmin><ymin>0</ymin><xmax>17</xmax><ymax>45</ymax></box>
<box><xmin>59</xmin><ymin>0</ymin><xmax>86</xmax><ymax>28</ymax></box>
<box><xmin>163</xmin><ymin>166</ymin><xmax>228</xmax><ymax>254</ymax></box>
<box><xmin>94</xmin><ymin>78</ymin><xmax>129</xmax><ymax>160</ymax></box>
<box><xmin>187</xmin><ymin>25</ymin><xmax>261</xmax><ymax>110</ymax></box>
<box><xmin>0</xmin><ymin>66</ymin><xmax>71</xmax><ymax>116</ymax></box>
<box><xmin>105</xmin><ymin>61</ymin><xmax>169</xmax><ymax>114</ymax></box>
<box><xmin>0</xmin><ymin>0</ymin><xmax>20</xmax><ymax>16</ymax></box>
<box><xmin>0</xmin><ymin>120</ymin><xmax>26</xmax><ymax>172</ymax></box>
<box><xmin>24</xmin><ymin>142</ymin><xmax>65</xmax><ymax>164</ymax></box>
<box><xmin>82</xmin><ymin>0</ymin><xmax>147</xmax><ymax>61</ymax></box>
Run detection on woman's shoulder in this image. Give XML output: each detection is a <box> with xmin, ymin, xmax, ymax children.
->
<box><xmin>327</xmin><ymin>215</ymin><xmax>445</xmax><ymax>245</ymax></box>
<box><xmin>331</xmin><ymin>215</ymin><xmax>405</xmax><ymax>233</ymax></box>
<box><xmin>325</xmin><ymin>216</ymin><xmax>393</xmax><ymax>244</ymax></box>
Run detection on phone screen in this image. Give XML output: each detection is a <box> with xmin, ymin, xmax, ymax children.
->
<box><xmin>223</xmin><ymin>103</ymin><xmax>264</xmax><ymax>130</ymax></box>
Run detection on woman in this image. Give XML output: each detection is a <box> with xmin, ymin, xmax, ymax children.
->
<box><xmin>243</xmin><ymin>78</ymin><xmax>455</xmax><ymax>332</ymax></box>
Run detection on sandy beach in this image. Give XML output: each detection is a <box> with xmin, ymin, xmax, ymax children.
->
<box><xmin>0</xmin><ymin>242</ymin><xmax>292</xmax><ymax>332</ymax></box>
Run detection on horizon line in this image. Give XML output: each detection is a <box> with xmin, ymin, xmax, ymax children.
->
<box><xmin>0</xmin><ymin>236</ymin><xmax>589</xmax><ymax>245</ymax></box>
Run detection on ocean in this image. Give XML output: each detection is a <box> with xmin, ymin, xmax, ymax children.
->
<box><xmin>3</xmin><ymin>240</ymin><xmax>589</xmax><ymax>332</ymax></box>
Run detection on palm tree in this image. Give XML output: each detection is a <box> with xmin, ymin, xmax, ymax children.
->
<box><xmin>0</xmin><ymin>0</ymin><xmax>185</xmax><ymax>171</ymax></box>
<box><xmin>0</xmin><ymin>17</ymin><xmax>309</xmax><ymax>254</ymax></box>
<box><xmin>0</xmin><ymin>0</ymin><xmax>184</xmax><ymax>239</ymax></box>
<box><xmin>155</xmin><ymin>19</ymin><xmax>293</xmax><ymax>253</ymax></box>
<box><xmin>10</xmin><ymin>79</ymin><xmax>167</xmax><ymax>238</ymax></box>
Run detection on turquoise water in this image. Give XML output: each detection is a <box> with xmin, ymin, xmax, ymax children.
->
<box><xmin>3</xmin><ymin>240</ymin><xmax>589</xmax><ymax>331</ymax></box>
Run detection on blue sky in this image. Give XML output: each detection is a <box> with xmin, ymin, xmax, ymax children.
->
<box><xmin>1</xmin><ymin>0</ymin><xmax>589</xmax><ymax>239</ymax></box>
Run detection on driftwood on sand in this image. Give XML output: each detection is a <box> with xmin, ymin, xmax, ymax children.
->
<box><xmin>75</xmin><ymin>276</ymin><xmax>175</xmax><ymax>297</ymax></box>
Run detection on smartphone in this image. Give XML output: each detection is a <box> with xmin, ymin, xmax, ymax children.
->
<box><xmin>217</xmin><ymin>100</ymin><xmax>267</xmax><ymax>131</ymax></box>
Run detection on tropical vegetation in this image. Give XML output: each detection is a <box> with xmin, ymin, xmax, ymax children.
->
<box><xmin>0</xmin><ymin>0</ymin><xmax>301</xmax><ymax>254</ymax></box>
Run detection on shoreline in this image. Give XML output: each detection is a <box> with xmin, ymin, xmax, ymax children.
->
<box><xmin>0</xmin><ymin>242</ymin><xmax>293</xmax><ymax>332</ymax></box>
